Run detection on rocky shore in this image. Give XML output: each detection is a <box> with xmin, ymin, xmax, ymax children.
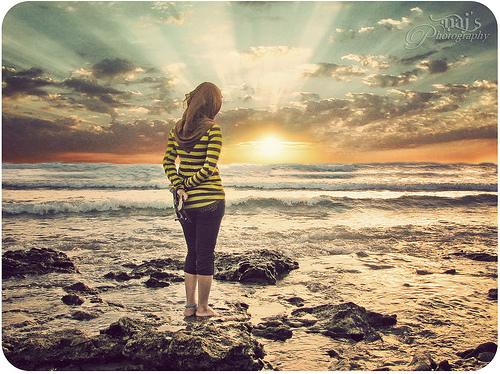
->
<box><xmin>3</xmin><ymin>302</ymin><xmax>269</xmax><ymax>370</ymax></box>
<box><xmin>2</xmin><ymin>247</ymin><xmax>497</xmax><ymax>371</ymax></box>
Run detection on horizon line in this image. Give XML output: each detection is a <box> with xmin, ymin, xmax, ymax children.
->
<box><xmin>1</xmin><ymin>161</ymin><xmax>498</xmax><ymax>166</ymax></box>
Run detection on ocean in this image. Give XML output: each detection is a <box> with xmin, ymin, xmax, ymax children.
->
<box><xmin>1</xmin><ymin>162</ymin><xmax>498</xmax><ymax>370</ymax></box>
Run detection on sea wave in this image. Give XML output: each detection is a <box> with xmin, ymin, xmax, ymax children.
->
<box><xmin>2</xmin><ymin>194</ymin><xmax>497</xmax><ymax>216</ymax></box>
<box><xmin>2</xmin><ymin>181</ymin><xmax>166</xmax><ymax>190</ymax></box>
<box><xmin>229</xmin><ymin>182</ymin><xmax>498</xmax><ymax>192</ymax></box>
<box><xmin>2</xmin><ymin>181</ymin><xmax>497</xmax><ymax>192</ymax></box>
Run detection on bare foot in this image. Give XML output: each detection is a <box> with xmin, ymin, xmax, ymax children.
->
<box><xmin>184</xmin><ymin>305</ymin><xmax>197</xmax><ymax>317</ymax></box>
<box><xmin>195</xmin><ymin>305</ymin><xmax>218</xmax><ymax>317</ymax></box>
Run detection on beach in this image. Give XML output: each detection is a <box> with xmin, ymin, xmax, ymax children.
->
<box><xmin>2</xmin><ymin>161</ymin><xmax>498</xmax><ymax>370</ymax></box>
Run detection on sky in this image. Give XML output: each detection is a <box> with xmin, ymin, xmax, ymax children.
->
<box><xmin>1</xmin><ymin>1</ymin><xmax>498</xmax><ymax>164</ymax></box>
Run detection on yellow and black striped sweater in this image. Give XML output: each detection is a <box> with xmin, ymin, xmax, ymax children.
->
<box><xmin>163</xmin><ymin>124</ymin><xmax>225</xmax><ymax>210</ymax></box>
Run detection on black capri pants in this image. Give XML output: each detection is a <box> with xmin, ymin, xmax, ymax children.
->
<box><xmin>179</xmin><ymin>199</ymin><xmax>225</xmax><ymax>276</ymax></box>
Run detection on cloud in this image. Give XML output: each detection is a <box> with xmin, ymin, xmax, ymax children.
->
<box><xmin>341</xmin><ymin>54</ymin><xmax>390</xmax><ymax>70</ymax></box>
<box><xmin>328</xmin><ymin>80</ymin><xmax>497</xmax><ymax>150</ymax></box>
<box><xmin>2</xmin><ymin>66</ymin><xmax>55</xmax><ymax>98</ymax></box>
<box><xmin>377</xmin><ymin>16</ymin><xmax>411</xmax><ymax>31</ymax></box>
<box><xmin>432</xmin><ymin>79</ymin><xmax>498</xmax><ymax>98</ymax></box>
<box><xmin>3</xmin><ymin>78</ymin><xmax>496</xmax><ymax>160</ymax></box>
<box><xmin>304</xmin><ymin>62</ymin><xmax>366</xmax><ymax>81</ymax></box>
<box><xmin>241</xmin><ymin>45</ymin><xmax>309</xmax><ymax>59</ymax></box>
<box><xmin>359</xmin><ymin>53</ymin><xmax>468</xmax><ymax>87</ymax></box>
<box><xmin>62</xmin><ymin>77</ymin><xmax>124</xmax><ymax>96</ymax></box>
<box><xmin>410</xmin><ymin>7</ymin><xmax>423</xmax><ymax>16</ymax></box>
<box><xmin>397</xmin><ymin>50</ymin><xmax>439</xmax><ymax>65</ymax></box>
<box><xmin>2</xmin><ymin>113</ymin><xmax>177</xmax><ymax>161</ymax></box>
<box><xmin>3</xmin><ymin>60</ymin><xmax>183</xmax><ymax>119</ymax></box>
<box><xmin>151</xmin><ymin>1</ymin><xmax>189</xmax><ymax>25</ymax></box>
<box><xmin>362</xmin><ymin>69</ymin><xmax>421</xmax><ymax>87</ymax></box>
<box><xmin>58</xmin><ymin>77</ymin><xmax>131</xmax><ymax>117</ymax></box>
<box><xmin>417</xmin><ymin>58</ymin><xmax>448</xmax><ymax>73</ymax></box>
<box><xmin>330</xmin><ymin>6</ymin><xmax>423</xmax><ymax>42</ymax></box>
<box><xmin>215</xmin><ymin>78</ymin><xmax>496</xmax><ymax>154</ymax></box>
<box><xmin>297</xmin><ymin>92</ymin><xmax>321</xmax><ymax>101</ymax></box>
<box><xmin>345</xmin><ymin>122</ymin><xmax>497</xmax><ymax>150</ymax></box>
<box><xmin>90</xmin><ymin>58</ymin><xmax>138</xmax><ymax>80</ymax></box>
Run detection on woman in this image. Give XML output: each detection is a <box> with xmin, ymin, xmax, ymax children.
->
<box><xmin>162</xmin><ymin>82</ymin><xmax>225</xmax><ymax>318</ymax></box>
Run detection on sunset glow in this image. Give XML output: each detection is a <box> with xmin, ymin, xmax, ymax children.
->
<box><xmin>1</xmin><ymin>1</ymin><xmax>497</xmax><ymax>164</ymax></box>
<box><xmin>256</xmin><ymin>135</ymin><xmax>285</xmax><ymax>159</ymax></box>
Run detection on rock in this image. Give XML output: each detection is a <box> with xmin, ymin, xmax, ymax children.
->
<box><xmin>477</xmin><ymin>351</ymin><xmax>496</xmax><ymax>362</ymax></box>
<box><xmin>129</xmin><ymin>258</ymin><xmax>184</xmax><ymax>277</ymax></box>
<box><xmin>70</xmin><ymin>310</ymin><xmax>100</xmax><ymax>321</ymax></box>
<box><xmin>107</xmin><ymin>301</ymin><xmax>124</xmax><ymax>308</ymax></box>
<box><xmin>443</xmin><ymin>269</ymin><xmax>456</xmax><ymax>275</ymax></box>
<box><xmin>103</xmin><ymin>259</ymin><xmax>184</xmax><ymax>283</ymax></box>
<box><xmin>472</xmin><ymin>341</ymin><xmax>497</xmax><ymax>354</ymax></box>
<box><xmin>364</xmin><ymin>263</ymin><xmax>394</xmax><ymax>270</ymax></box>
<box><xmin>408</xmin><ymin>354</ymin><xmax>437</xmax><ymax>370</ymax></box>
<box><xmin>114</xmin><ymin>252</ymin><xmax>298</xmax><ymax>287</ymax></box>
<box><xmin>100</xmin><ymin>317</ymin><xmax>148</xmax><ymax>339</ymax></box>
<box><xmin>2</xmin><ymin>328</ymin><xmax>120</xmax><ymax>370</ymax></box>
<box><xmin>89</xmin><ymin>295</ymin><xmax>103</xmax><ymax>303</ymax></box>
<box><xmin>452</xmin><ymin>251</ymin><xmax>497</xmax><ymax>262</ymax></box>
<box><xmin>437</xmin><ymin>360</ymin><xmax>452</xmax><ymax>370</ymax></box>
<box><xmin>285</xmin><ymin>296</ymin><xmax>304</xmax><ymax>306</ymax></box>
<box><xmin>326</xmin><ymin>349</ymin><xmax>340</xmax><ymax>358</ymax></box>
<box><xmin>121</xmin><ymin>262</ymin><xmax>137</xmax><ymax>269</ymax></box>
<box><xmin>457</xmin><ymin>348</ymin><xmax>475</xmax><ymax>359</ymax></box>
<box><xmin>356</xmin><ymin>251</ymin><xmax>369</xmax><ymax>257</ymax></box>
<box><xmin>144</xmin><ymin>277</ymin><xmax>170</xmax><ymax>288</ymax></box>
<box><xmin>62</xmin><ymin>294</ymin><xmax>84</xmax><ymax>305</ymax></box>
<box><xmin>147</xmin><ymin>271</ymin><xmax>183</xmax><ymax>282</ymax></box>
<box><xmin>104</xmin><ymin>272</ymin><xmax>141</xmax><ymax>282</ymax></box>
<box><xmin>488</xmin><ymin>288</ymin><xmax>497</xmax><ymax>300</ymax></box>
<box><xmin>284</xmin><ymin>316</ymin><xmax>318</xmax><ymax>328</ymax></box>
<box><xmin>416</xmin><ymin>269</ymin><xmax>433</xmax><ymax>275</ymax></box>
<box><xmin>3</xmin><ymin>302</ymin><xmax>269</xmax><ymax>370</ymax></box>
<box><xmin>457</xmin><ymin>341</ymin><xmax>497</xmax><ymax>359</ymax></box>
<box><xmin>403</xmin><ymin>283</ymin><xmax>411</xmax><ymax>287</ymax></box>
<box><xmin>252</xmin><ymin>318</ymin><xmax>293</xmax><ymax>341</ymax></box>
<box><xmin>11</xmin><ymin>320</ymin><xmax>38</xmax><ymax>329</ymax></box>
<box><xmin>3</xmin><ymin>247</ymin><xmax>78</xmax><ymax>279</ymax></box>
<box><xmin>63</xmin><ymin>282</ymin><xmax>99</xmax><ymax>295</ymax></box>
<box><xmin>214</xmin><ymin>249</ymin><xmax>299</xmax><ymax>285</ymax></box>
<box><xmin>291</xmin><ymin>302</ymin><xmax>397</xmax><ymax>342</ymax></box>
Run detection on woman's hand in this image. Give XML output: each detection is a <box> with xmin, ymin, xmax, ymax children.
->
<box><xmin>177</xmin><ymin>188</ymin><xmax>188</xmax><ymax>202</ymax></box>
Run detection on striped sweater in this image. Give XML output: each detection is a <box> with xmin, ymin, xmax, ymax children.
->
<box><xmin>163</xmin><ymin>123</ymin><xmax>225</xmax><ymax>210</ymax></box>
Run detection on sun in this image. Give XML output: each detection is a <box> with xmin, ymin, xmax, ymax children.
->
<box><xmin>256</xmin><ymin>134</ymin><xmax>285</xmax><ymax>158</ymax></box>
<box><xmin>228</xmin><ymin>133</ymin><xmax>315</xmax><ymax>163</ymax></box>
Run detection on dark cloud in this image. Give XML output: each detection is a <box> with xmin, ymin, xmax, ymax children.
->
<box><xmin>304</xmin><ymin>98</ymin><xmax>349</xmax><ymax>112</ymax></box>
<box><xmin>418</xmin><ymin>58</ymin><xmax>448</xmax><ymax>74</ymax></box>
<box><xmin>62</xmin><ymin>77</ymin><xmax>124</xmax><ymax>96</ymax></box>
<box><xmin>2</xmin><ymin>113</ymin><xmax>176</xmax><ymax>161</ymax></box>
<box><xmin>397</xmin><ymin>50</ymin><xmax>438</xmax><ymax>65</ymax></box>
<box><xmin>2</xmin><ymin>66</ymin><xmax>55</xmax><ymax>98</ymax></box>
<box><xmin>346</xmin><ymin>123</ymin><xmax>497</xmax><ymax>150</ymax></box>
<box><xmin>59</xmin><ymin>77</ymin><xmax>130</xmax><ymax>117</ymax></box>
<box><xmin>3</xmin><ymin>61</ymin><xmax>181</xmax><ymax>119</ymax></box>
<box><xmin>433</xmin><ymin>80</ymin><xmax>498</xmax><ymax>100</ymax></box>
<box><xmin>2</xmin><ymin>77</ymin><xmax>496</xmax><ymax>161</ymax></box>
<box><xmin>363</xmin><ymin>69</ymin><xmax>422</xmax><ymax>87</ymax></box>
<box><xmin>91</xmin><ymin>58</ymin><xmax>137</xmax><ymax>80</ymax></box>
<box><xmin>216</xmin><ymin>79</ymin><xmax>496</xmax><ymax>153</ymax></box>
<box><xmin>2</xmin><ymin>114</ymin><xmax>76</xmax><ymax>160</ymax></box>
